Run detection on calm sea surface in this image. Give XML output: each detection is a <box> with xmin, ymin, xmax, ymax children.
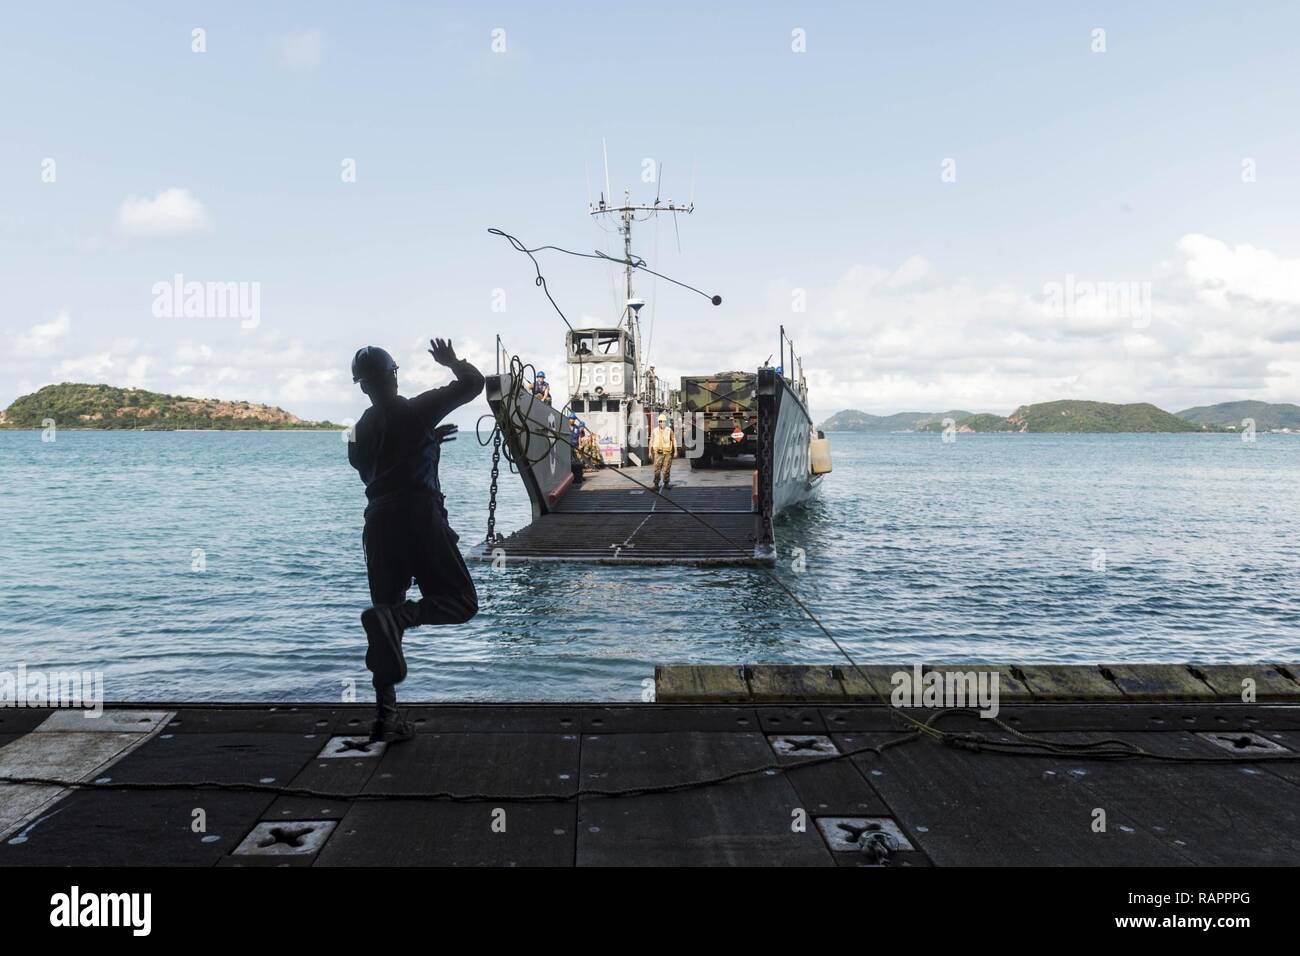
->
<box><xmin>1</xmin><ymin>430</ymin><xmax>1297</xmax><ymax>701</ymax></box>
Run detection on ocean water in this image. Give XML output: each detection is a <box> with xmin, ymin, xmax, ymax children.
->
<box><xmin>1</xmin><ymin>429</ymin><xmax>1297</xmax><ymax>702</ymax></box>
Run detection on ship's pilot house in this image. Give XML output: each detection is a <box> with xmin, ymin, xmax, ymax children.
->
<box><xmin>566</xmin><ymin>327</ymin><xmax>635</xmax><ymax>413</ymax></box>
<box><xmin>564</xmin><ymin>326</ymin><xmax>641</xmax><ymax>465</ymax></box>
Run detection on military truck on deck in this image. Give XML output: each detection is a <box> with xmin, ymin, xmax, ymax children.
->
<box><xmin>679</xmin><ymin>371</ymin><xmax>759</xmax><ymax>468</ymax></box>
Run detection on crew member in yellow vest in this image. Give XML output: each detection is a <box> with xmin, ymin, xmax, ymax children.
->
<box><xmin>650</xmin><ymin>413</ymin><xmax>676</xmax><ymax>491</ymax></box>
<box><xmin>579</xmin><ymin>427</ymin><xmax>602</xmax><ymax>470</ymax></box>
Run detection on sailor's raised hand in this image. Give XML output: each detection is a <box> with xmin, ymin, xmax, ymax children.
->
<box><xmin>429</xmin><ymin>338</ymin><xmax>459</xmax><ymax>367</ymax></box>
<box><xmin>434</xmin><ymin>424</ymin><xmax>458</xmax><ymax>445</ymax></box>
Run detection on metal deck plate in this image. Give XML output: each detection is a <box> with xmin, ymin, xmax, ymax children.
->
<box><xmin>478</xmin><ymin>462</ymin><xmax>767</xmax><ymax>565</ymax></box>
<box><xmin>233</xmin><ymin>821</ymin><xmax>337</xmax><ymax>856</ymax></box>
<box><xmin>816</xmin><ymin>817</ymin><xmax>915</xmax><ymax>853</ymax></box>
<box><xmin>482</xmin><ymin>511</ymin><xmax>765</xmax><ymax>564</ymax></box>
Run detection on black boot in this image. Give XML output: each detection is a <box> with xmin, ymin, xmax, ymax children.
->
<box><xmin>369</xmin><ymin>713</ymin><xmax>416</xmax><ymax>743</ymax></box>
<box><xmin>370</xmin><ymin>685</ymin><xmax>415</xmax><ymax>743</ymax></box>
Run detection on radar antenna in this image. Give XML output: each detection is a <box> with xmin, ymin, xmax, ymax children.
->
<box><xmin>588</xmin><ymin>186</ymin><xmax>694</xmax><ymax>399</ymax></box>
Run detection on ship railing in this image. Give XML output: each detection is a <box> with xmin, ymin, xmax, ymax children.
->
<box><xmin>777</xmin><ymin>325</ymin><xmax>809</xmax><ymax>404</ymax></box>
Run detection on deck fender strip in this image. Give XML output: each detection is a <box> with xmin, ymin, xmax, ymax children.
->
<box><xmin>1188</xmin><ymin>664</ymin><xmax>1300</xmax><ymax>701</ymax></box>
<box><xmin>920</xmin><ymin>664</ymin><xmax>1035</xmax><ymax>702</ymax></box>
<box><xmin>654</xmin><ymin>665</ymin><xmax>750</xmax><ymax>702</ymax></box>
<box><xmin>746</xmin><ymin>665</ymin><xmax>844</xmax><ymax>702</ymax></box>
<box><xmin>1014</xmin><ymin>665</ymin><xmax>1125</xmax><ymax>701</ymax></box>
<box><xmin>1100</xmin><ymin>664</ymin><xmax>1218</xmax><ymax>701</ymax></box>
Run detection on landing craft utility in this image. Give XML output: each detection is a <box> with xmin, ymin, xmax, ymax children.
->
<box><xmin>476</xmin><ymin>188</ymin><xmax>831</xmax><ymax>565</ymax></box>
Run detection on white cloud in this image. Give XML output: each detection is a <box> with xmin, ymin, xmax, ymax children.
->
<box><xmin>884</xmin><ymin>255</ymin><xmax>935</xmax><ymax>289</ymax></box>
<box><xmin>279</xmin><ymin>30</ymin><xmax>323</xmax><ymax>70</ymax></box>
<box><xmin>646</xmin><ymin>233</ymin><xmax>1300</xmax><ymax>419</ymax></box>
<box><xmin>1178</xmin><ymin>233</ymin><xmax>1300</xmax><ymax>308</ymax></box>
<box><xmin>280</xmin><ymin>369</ymin><xmax>343</xmax><ymax>403</ymax></box>
<box><xmin>55</xmin><ymin>352</ymin><xmax>115</xmax><ymax>378</ymax></box>
<box><xmin>17</xmin><ymin>310</ymin><xmax>71</xmax><ymax>353</ymax></box>
<box><xmin>124</xmin><ymin>355</ymin><xmax>153</xmax><ymax>387</ymax></box>
<box><xmin>7</xmin><ymin>235</ymin><xmax>1298</xmax><ymax>424</ymax></box>
<box><xmin>117</xmin><ymin>188</ymin><xmax>210</xmax><ymax>237</ymax></box>
<box><xmin>174</xmin><ymin>343</ymin><xmax>214</xmax><ymax>363</ymax></box>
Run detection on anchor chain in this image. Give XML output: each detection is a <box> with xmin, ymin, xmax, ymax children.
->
<box><xmin>756</xmin><ymin>376</ymin><xmax>776</xmax><ymax>551</ymax></box>
<box><xmin>486</xmin><ymin>423</ymin><xmax>502</xmax><ymax>544</ymax></box>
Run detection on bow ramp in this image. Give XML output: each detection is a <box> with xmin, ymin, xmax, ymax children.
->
<box><xmin>472</xmin><ymin>373</ymin><xmax>772</xmax><ymax>565</ymax></box>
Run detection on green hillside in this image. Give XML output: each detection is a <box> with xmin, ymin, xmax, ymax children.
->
<box><xmin>956</xmin><ymin>413</ymin><xmax>1020</xmax><ymax>432</ymax></box>
<box><xmin>819</xmin><ymin>409</ymin><xmax>974</xmax><ymax>432</ymax></box>
<box><xmin>1175</xmin><ymin>400</ymin><xmax>1300</xmax><ymax>431</ymax></box>
<box><xmin>913</xmin><ymin>400</ymin><xmax>1205</xmax><ymax>433</ymax></box>
<box><xmin>1007</xmin><ymin>400</ymin><xmax>1199</xmax><ymax>433</ymax></box>
<box><xmin>0</xmin><ymin>383</ymin><xmax>338</xmax><ymax>430</ymax></box>
<box><xmin>916</xmin><ymin>412</ymin><xmax>1018</xmax><ymax>432</ymax></box>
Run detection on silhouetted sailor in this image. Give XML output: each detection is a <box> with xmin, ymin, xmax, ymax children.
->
<box><xmin>348</xmin><ymin>339</ymin><xmax>484</xmax><ymax>742</ymax></box>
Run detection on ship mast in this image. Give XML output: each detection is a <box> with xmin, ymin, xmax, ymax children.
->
<box><xmin>589</xmin><ymin>187</ymin><xmax>693</xmax><ymax>401</ymax></box>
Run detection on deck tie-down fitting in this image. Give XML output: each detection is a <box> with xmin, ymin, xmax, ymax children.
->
<box><xmin>233</xmin><ymin>820</ymin><xmax>338</xmax><ymax>856</ymax></box>
<box><xmin>318</xmin><ymin>736</ymin><xmax>388</xmax><ymax>759</ymax></box>
<box><xmin>768</xmin><ymin>734</ymin><xmax>839</xmax><ymax>757</ymax></box>
<box><xmin>1196</xmin><ymin>731</ymin><xmax>1289</xmax><ymax>754</ymax></box>
<box><xmin>851</xmin><ymin>825</ymin><xmax>897</xmax><ymax>865</ymax></box>
<box><xmin>259</xmin><ymin>825</ymin><xmax>314</xmax><ymax>850</ymax></box>
<box><xmin>835</xmin><ymin>820</ymin><xmax>900</xmax><ymax>862</ymax></box>
<box><xmin>815</xmin><ymin>817</ymin><xmax>915</xmax><ymax>856</ymax></box>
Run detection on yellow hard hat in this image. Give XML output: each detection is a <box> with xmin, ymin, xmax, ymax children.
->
<box><xmin>657</xmin><ymin>414</ymin><xmax>667</xmax><ymax>422</ymax></box>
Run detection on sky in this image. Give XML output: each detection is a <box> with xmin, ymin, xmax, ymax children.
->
<box><xmin>3</xmin><ymin>1</ymin><xmax>1300</xmax><ymax>425</ymax></box>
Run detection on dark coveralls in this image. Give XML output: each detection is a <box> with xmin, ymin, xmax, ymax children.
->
<box><xmin>569</xmin><ymin>420</ymin><xmax>584</xmax><ymax>485</ymax></box>
<box><xmin>348</xmin><ymin>359</ymin><xmax>484</xmax><ymax>718</ymax></box>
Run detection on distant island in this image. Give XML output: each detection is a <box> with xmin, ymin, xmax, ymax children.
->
<box><xmin>817</xmin><ymin>409</ymin><xmax>974</xmax><ymax>433</ymax></box>
<box><xmin>0</xmin><ymin>383</ymin><xmax>340</xmax><ymax>431</ymax></box>
<box><xmin>1174</xmin><ymin>400</ymin><xmax>1300</xmax><ymax>432</ymax></box>
<box><xmin>821</xmin><ymin>400</ymin><xmax>1300</xmax><ymax>434</ymax></box>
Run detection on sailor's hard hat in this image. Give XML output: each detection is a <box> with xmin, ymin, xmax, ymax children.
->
<box><xmin>351</xmin><ymin>346</ymin><xmax>398</xmax><ymax>384</ymax></box>
<box><xmin>657</xmin><ymin>413</ymin><xmax>668</xmax><ymax>422</ymax></box>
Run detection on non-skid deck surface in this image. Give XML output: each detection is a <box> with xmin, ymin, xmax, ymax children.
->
<box><xmin>1</xmin><ymin>701</ymin><xmax>1298</xmax><ymax>866</ymax></box>
<box><xmin>580</xmin><ymin>461</ymin><xmax>755</xmax><ymax>490</ymax></box>
<box><xmin>491</xmin><ymin>463</ymin><xmax>761</xmax><ymax>563</ymax></box>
